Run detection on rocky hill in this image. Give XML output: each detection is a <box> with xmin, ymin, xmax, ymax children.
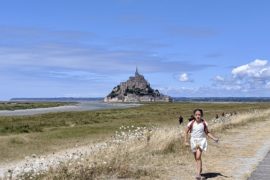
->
<box><xmin>104</xmin><ymin>68</ymin><xmax>172</xmax><ymax>102</ymax></box>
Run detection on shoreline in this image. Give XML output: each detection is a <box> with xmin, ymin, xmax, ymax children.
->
<box><xmin>0</xmin><ymin>102</ymin><xmax>142</xmax><ymax>117</ymax></box>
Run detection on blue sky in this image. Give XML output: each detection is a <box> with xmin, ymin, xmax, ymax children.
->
<box><xmin>1</xmin><ymin>0</ymin><xmax>270</xmax><ymax>100</ymax></box>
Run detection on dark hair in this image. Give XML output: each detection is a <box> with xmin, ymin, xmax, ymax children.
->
<box><xmin>193</xmin><ymin>108</ymin><xmax>203</xmax><ymax>117</ymax></box>
<box><xmin>188</xmin><ymin>115</ymin><xmax>195</xmax><ymax>121</ymax></box>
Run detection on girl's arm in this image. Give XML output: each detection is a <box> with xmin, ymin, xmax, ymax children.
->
<box><xmin>205</xmin><ymin>122</ymin><xmax>219</xmax><ymax>142</ymax></box>
<box><xmin>207</xmin><ymin>132</ymin><xmax>219</xmax><ymax>142</ymax></box>
<box><xmin>206</xmin><ymin>124</ymin><xmax>218</xmax><ymax>142</ymax></box>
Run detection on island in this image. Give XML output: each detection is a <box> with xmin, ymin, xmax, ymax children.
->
<box><xmin>104</xmin><ymin>68</ymin><xmax>173</xmax><ymax>102</ymax></box>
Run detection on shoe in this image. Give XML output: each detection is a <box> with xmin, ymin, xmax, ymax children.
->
<box><xmin>195</xmin><ymin>176</ymin><xmax>206</xmax><ymax>180</ymax></box>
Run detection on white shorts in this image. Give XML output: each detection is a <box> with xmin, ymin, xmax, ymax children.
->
<box><xmin>190</xmin><ymin>137</ymin><xmax>207</xmax><ymax>152</ymax></box>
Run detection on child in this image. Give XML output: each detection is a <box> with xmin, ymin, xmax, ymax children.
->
<box><xmin>184</xmin><ymin>109</ymin><xmax>219</xmax><ymax>180</ymax></box>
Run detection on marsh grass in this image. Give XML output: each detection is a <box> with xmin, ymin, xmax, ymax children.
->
<box><xmin>1</xmin><ymin>102</ymin><xmax>269</xmax><ymax>135</ymax></box>
<box><xmin>1</xmin><ymin>102</ymin><xmax>270</xmax><ymax>165</ymax></box>
<box><xmin>0</xmin><ymin>102</ymin><xmax>73</xmax><ymax>111</ymax></box>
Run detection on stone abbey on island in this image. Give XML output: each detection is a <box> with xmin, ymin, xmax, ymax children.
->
<box><xmin>104</xmin><ymin>68</ymin><xmax>173</xmax><ymax>102</ymax></box>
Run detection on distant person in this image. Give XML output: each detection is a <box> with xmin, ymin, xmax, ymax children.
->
<box><xmin>184</xmin><ymin>109</ymin><xmax>219</xmax><ymax>180</ymax></box>
<box><xmin>179</xmin><ymin>115</ymin><xmax>183</xmax><ymax>124</ymax></box>
<box><xmin>215</xmin><ymin>114</ymin><xmax>219</xmax><ymax>119</ymax></box>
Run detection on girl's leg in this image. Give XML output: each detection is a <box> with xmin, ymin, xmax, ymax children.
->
<box><xmin>193</xmin><ymin>152</ymin><xmax>199</xmax><ymax>178</ymax></box>
<box><xmin>195</xmin><ymin>148</ymin><xmax>203</xmax><ymax>177</ymax></box>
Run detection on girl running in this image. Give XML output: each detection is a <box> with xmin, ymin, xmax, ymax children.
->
<box><xmin>184</xmin><ymin>109</ymin><xmax>219</xmax><ymax>180</ymax></box>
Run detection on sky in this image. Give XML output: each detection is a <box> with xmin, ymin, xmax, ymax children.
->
<box><xmin>0</xmin><ymin>0</ymin><xmax>270</xmax><ymax>100</ymax></box>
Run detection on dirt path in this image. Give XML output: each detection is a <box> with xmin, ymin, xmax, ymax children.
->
<box><xmin>164</xmin><ymin>117</ymin><xmax>270</xmax><ymax>180</ymax></box>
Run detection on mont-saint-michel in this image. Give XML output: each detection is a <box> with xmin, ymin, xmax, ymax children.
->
<box><xmin>104</xmin><ymin>68</ymin><xmax>172</xmax><ymax>102</ymax></box>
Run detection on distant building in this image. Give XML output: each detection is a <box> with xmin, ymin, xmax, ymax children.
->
<box><xmin>104</xmin><ymin>68</ymin><xmax>173</xmax><ymax>102</ymax></box>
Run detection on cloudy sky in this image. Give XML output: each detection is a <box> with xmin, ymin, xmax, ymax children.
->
<box><xmin>0</xmin><ymin>0</ymin><xmax>270</xmax><ymax>100</ymax></box>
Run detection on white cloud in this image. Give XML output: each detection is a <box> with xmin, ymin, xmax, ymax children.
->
<box><xmin>266</xmin><ymin>82</ymin><xmax>270</xmax><ymax>89</ymax></box>
<box><xmin>161</xmin><ymin>59</ymin><xmax>270</xmax><ymax>97</ymax></box>
<box><xmin>211</xmin><ymin>59</ymin><xmax>270</xmax><ymax>95</ymax></box>
<box><xmin>179</xmin><ymin>73</ymin><xmax>190</xmax><ymax>82</ymax></box>
<box><xmin>213</xmin><ymin>75</ymin><xmax>225</xmax><ymax>81</ymax></box>
<box><xmin>232</xmin><ymin>59</ymin><xmax>270</xmax><ymax>78</ymax></box>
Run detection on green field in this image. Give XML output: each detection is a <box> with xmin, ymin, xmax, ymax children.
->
<box><xmin>0</xmin><ymin>102</ymin><xmax>269</xmax><ymax>162</ymax></box>
<box><xmin>0</xmin><ymin>102</ymin><xmax>74</xmax><ymax>111</ymax></box>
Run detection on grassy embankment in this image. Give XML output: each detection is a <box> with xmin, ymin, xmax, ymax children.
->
<box><xmin>0</xmin><ymin>102</ymin><xmax>74</xmax><ymax>111</ymax></box>
<box><xmin>1</xmin><ymin>102</ymin><xmax>269</xmax><ymax>164</ymax></box>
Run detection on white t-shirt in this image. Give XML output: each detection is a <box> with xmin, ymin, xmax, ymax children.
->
<box><xmin>187</xmin><ymin>120</ymin><xmax>208</xmax><ymax>138</ymax></box>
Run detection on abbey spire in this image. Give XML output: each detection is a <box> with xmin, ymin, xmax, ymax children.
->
<box><xmin>135</xmin><ymin>66</ymin><xmax>139</xmax><ymax>76</ymax></box>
